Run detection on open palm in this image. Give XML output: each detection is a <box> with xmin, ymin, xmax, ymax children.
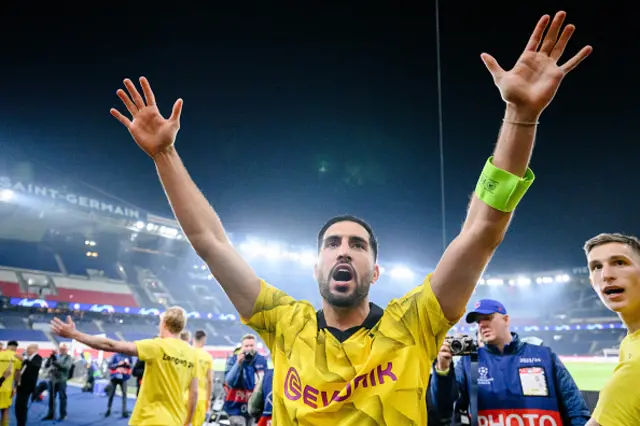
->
<box><xmin>482</xmin><ymin>12</ymin><xmax>592</xmax><ymax>116</ymax></box>
<box><xmin>50</xmin><ymin>316</ymin><xmax>77</xmax><ymax>338</ymax></box>
<box><xmin>111</xmin><ymin>77</ymin><xmax>183</xmax><ymax>158</ymax></box>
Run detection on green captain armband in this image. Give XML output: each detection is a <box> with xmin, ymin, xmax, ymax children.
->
<box><xmin>474</xmin><ymin>156</ymin><xmax>535</xmax><ymax>212</ymax></box>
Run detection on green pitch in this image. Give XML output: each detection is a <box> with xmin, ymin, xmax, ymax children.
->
<box><xmin>213</xmin><ymin>358</ymin><xmax>615</xmax><ymax>391</ymax></box>
<box><xmin>214</xmin><ymin>358</ymin><xmax>227</xmax><ymax>372</ymax></box>
<box><xmin>562</xmin><ymin>361</ymin><xmax>615</xmax><ymax>391</ymax></box>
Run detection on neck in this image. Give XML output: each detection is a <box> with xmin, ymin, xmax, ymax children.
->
<box><xmin>621</xmin><ymin>311</ymin><xmax>640</xmax><ymax>334</ymax></box>
<box><xmin>491</xmin><ymin>332</ymin><xmax>513</xmax><ymax>353</ymax></box>
<box><xmin>194</xmin><ymin>341</ymin><xmax>205</xmax><ymax>349</ymax></box>
<box><xmin>322</xmin><ymin>299</ymin><xmax>370</xmax><ymax>331</ymax></box>
<box><xmin>161</xmin><ymin>332</ymin><xmax>180</xmax><ymax>339</ymax></box>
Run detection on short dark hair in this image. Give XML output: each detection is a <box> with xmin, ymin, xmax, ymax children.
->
<box><xmin>6</xmin><ymin>340</ymin><xmax>18</xmax><ymax>348</ymax></box>
<box><xmin>584</xmin><ymin>233</ymin><xmax>640</xmax><ymax>256</ymax></box>
<box><xmin>317</xmin><ymin>215</ymin><xmax>378</xmax><ymax>260</ymax></box>
<box><xmin>194</xmin><ymin>330</ymin><xmax>207</xmax><ymax>341</ymax></box>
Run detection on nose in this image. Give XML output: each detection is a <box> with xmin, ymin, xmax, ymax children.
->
<box><xmin>600</xmin><ymin>263</ymin><xmax>616</xmax><ymax>283</ymax></box>
<box><xmin>336</xmin><ymin>240</ymin><xmax>353</xmax><ymax>261</ymax></box>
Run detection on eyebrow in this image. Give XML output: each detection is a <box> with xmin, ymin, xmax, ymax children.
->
<box><xmin>588</xmin><ymin>255</ymin><xmax>629</xmax><ymax>269</ymax></box>
<box><xmin>324</xmin><ymin>235</ymin><xmax>369</xmax><ymax>246</ymax></box>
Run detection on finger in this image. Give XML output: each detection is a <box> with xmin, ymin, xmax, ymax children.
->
<box><xmin>560</xmin><ymin>45</ymin><xmax>593</xmax><ymax>73</ymax></box>
<box><xmin>110</xmin><ymin>109</ymin><xmax>133</xmax><ymax>129</ymax></box>
<box><xmin>51</xmin><ymin>317</ymin><xmax>64</xmax><ymax>326</ymax></box>
<box><xmin>169</xmin><ymin>98</ymin><xmax>184</xmax><ymax>122</ymax></box>
<box><xmin>523</xmin><ymin>14</ymin><xmax>550</xmax><ymax>52</ymax></box>
<box><xmin>67</xmin><ymin>315</ymin><xmax>73</xmax><ymax>324</ymax></box>
<box><xmin>549</xmin><ymin>24</ymin><xmax>575</xmax><ymax>62</ymax></box>
<box><xmin>480</xmin><ymin>53</ymin><xmax>504</xmax><ymax>79</ymax></box>
<box><xmin>117</xmin><ymin>89</ymin><xmax>138</xmax><ymax>117</ymax></box>
<box><xmin>540</xmin><ymin>11</ymin><xmax>566</xmax><ymax>55</ymax></box>
<box><xmin>139</xmin><ymin>76</ymin><xmax>157</xmax><ymax>106</ymax></box>
<box><xmin>124</xmin><ymin>78</ymin><xmax>147</xmax><ymax>110</ymax></box>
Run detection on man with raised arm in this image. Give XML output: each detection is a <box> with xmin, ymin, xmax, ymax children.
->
<box><xmin>50</xmin><ymin>307</ymin><xmax>198</xmax><ymax>426</ymax></box>
<box><xmin>110</xmin><ymin>11</ymin><xmax>590</xmax><ymax>425</ymax></box>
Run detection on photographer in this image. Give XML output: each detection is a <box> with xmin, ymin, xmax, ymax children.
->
<box><xmin>224</xmin><ymin>334</ymin><xmax>267</xmax><ymax>426</ymax></box>
<box><xmin>42</xmin><ymin>344</ymin><xmax>72</xmax><ymax>421</ymax></box>
<box><xmin>431</xmin><ymin>299</ymin><xmax>590</xmax><ymax>426</ymax></box>
<box><xmin>105</xmin><ymin>352</ymin><xmax>132</xmax><ymax>418</ymax></box>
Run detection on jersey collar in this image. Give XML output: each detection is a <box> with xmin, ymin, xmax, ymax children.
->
<box><xmin>316</xmin><ymin>302</ymin><xmax>384</xmax><ymax>342</ymax></box>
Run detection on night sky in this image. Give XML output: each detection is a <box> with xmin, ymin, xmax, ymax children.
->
<box><xmin>0</xmin><ymin>1</ymin><xmax>632</xmax><ymax>274</ymax></box>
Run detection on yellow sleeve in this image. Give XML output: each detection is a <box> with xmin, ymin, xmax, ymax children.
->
<box><xmin>14</xmin><ymin>356</ymin><xmax>22</xmax><ymax>372</ymax></box>
<box><xmin>592</xmin><ymin>362</ymin><xmax>640</xmax><ymax>426</ymax></box>
<box><xmin>135</xmin><ymin>339</ymin><xmax>163</xmax><ymax>361</ymax></box>
<box><xmin>392</xmin><ymin>274</ymin><xmax>460</xmax><ymax>358</ymax></box>
<box><xmin>241</xmin><ymin>279</ymin><xmax>297</xmax><ymax>351</ymax></box>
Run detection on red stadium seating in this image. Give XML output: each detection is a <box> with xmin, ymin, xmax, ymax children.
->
<box><xmin>48</xmin><ymin>287</ymin><xmax>138</xmax><ymax>307</ymax></box>
<box><xmin>0</xmin><ymin>270</ymin><xmax>139</xmax><ymax>307</ymax></box>
<box><xmin>0</xmin><ymin>281</ymin><xmax>38</xmax><ymax>298</ymax></box>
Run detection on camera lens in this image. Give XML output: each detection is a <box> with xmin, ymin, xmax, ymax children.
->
<box><xmin>450</xmin><ymin>340</ymin><xmax>463</xmax><ymax>354</ymax></box>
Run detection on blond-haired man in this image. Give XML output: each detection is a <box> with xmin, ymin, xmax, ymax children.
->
<box><xmin>51</xmin><ymin>307</ymin><xmax>198</xmax><ymax>426</ymax></box>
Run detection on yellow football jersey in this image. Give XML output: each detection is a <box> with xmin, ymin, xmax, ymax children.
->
<box><xmin>592</xmin><ymin>328</ymin><xmax>640</xmax><ymax>425</ymax></box>
<box><xmin>0</xmin><ymin>350</ymin><xmax>21</xmax><ymax>410</ymax></box>
<box><xmin>195</xmin><ymin>347</ymin><xmax>213</xmax><ymax>401</ymax></box>
<box><xmin>243</xmin><ymin>273</ymin><xmax>458</xmax><ymax>425</ymax></box>
<box><xmin>0</xmin><ymin>351</ymin><xmax>21</xmax><ymax>392</ymax></box>
<box><xmin>131</xmin><ymin>338</ymin><xmax>198</xmax><ymax>426</ymax></box>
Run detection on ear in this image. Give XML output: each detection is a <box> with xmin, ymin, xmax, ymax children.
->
<box><xmin>503</xmin><ymin>314</ymin><xmax>510</xmax><ymax>326</ymax></box>
<box><xmin>313</xmin><ymin>262</ymin><xmax>319</xmax><ymax>281</ymax></box>
<box><xmin>371</xmin><ymin>264</ymin><xmax>380</xmax><ymax>285</ymax></box>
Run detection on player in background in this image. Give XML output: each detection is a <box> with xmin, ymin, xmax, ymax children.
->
<box><xmin>51</xmin><ymin>307</ymin><xmax>198</xmax><ymax>426</ymax></box>
<box><xmin>584</xmin><ymin>233</ymin><xmax>640</xmax><ymax>425</ymax></box>
<box><xmin>109</xmin><ymin>11</ymin><xmax>591</xmax><ymax>424</ymax></box>
<box><xmin>180</xmin><ymin>330</ymin><xmax>192</xmax><ymax>343</ymax></box>
<box><xmin>0</xmin><ymin>341</ymin><xmax>21</xmax><ymax>426</ymax></box>
<box><xmin>190</xmin><ymin>330</ymin><xmax>214</xmax><ymax>426</ymax></box>
<box><xmin>0</xmin><ymin>362</ymin><xmax>13</xmax><ymax>388</ymax></box>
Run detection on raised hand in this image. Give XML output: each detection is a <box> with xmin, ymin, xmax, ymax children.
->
<box><xmin>50</xmin><ymin>316</ymin><xmax>77</xmax><ymax>338</ymax></box>
<box><xmin>111</xmin><ymin>77</ymin><xmax>183</xmax><ymax>158</ymax></box>
<box><xmin>481</xmin><ymin>11</ymin><xmax>592</xmax><ymax>118</ymax></box>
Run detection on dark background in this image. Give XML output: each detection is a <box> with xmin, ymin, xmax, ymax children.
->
<box><xmin>0</xmin><ymin>1</ymin><xmax>632</xmax><ymax>273</ymax></box>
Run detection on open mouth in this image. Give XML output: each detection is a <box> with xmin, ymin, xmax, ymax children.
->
<box><xmin>332</xmin><ymin>264</ymin><xmax>354</xmax><ymax>283</ymax></box>
<box><xmin>603</xmin><ymin>287</ymin><xmax>624</xmax><ymax>296</ymax></box>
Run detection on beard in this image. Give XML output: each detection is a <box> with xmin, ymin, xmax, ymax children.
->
<box><xmin>318</xmin><ymin>268</ymin><xmax>372</xmax><ymax>308</ymax></box>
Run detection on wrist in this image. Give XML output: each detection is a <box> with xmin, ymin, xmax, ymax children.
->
<box><xmin>504</xmin><ymin>104</ymin><xmax>540</xmax><ymax>124</ymax></box>
<box><xmin>152</xmin><ymin>145</ymin><xmax>178</xmax><ymax>163</ymax></box>
<box><xmin>436</xmin><ymin>361</ymin><xmax>450</xmax><ymax>371</ymax></box>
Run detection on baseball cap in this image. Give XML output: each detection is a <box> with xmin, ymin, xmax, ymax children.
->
<box><xmin>465</xmin><ymin>299</ymin><xmax>507</xmax><ymax>324</ymax></box>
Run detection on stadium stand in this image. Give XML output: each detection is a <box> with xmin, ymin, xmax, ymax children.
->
<box><xmin>0</xmin><ymin>169</ymin><xmax>625</xmax><ymax>425</ymax></box>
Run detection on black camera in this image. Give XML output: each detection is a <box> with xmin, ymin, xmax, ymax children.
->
<box><xmin>445</xmin><ymin>334</ymin><xmax>479</xmax><ymax>356</ymax></box>
<box><xmin>243</xmin><ymin>351</ymin><xmax>254</xmax><ymax>362</ymax></box>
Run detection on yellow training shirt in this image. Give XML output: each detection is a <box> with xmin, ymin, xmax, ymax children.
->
<box><xmin>195</xmin><ymin>347</ymin><xmax>214</xmax><ymax>401</ymax></box>
<box><xmin>592</xmin><ymin>328</ymin><xmax>640</xmax><ymax>425</ymax></box>
<box><xmin>131</xmin><ymin>338</ymin><xmax>197</xmax><ymax>426</ymax></box>
<box><xmin>243</xmin><ymin>273</ymin><xmax>458</xmax><ymax>425</ymax></box>
<box><xmin>0</xmin><ymin>351</ymin><xmax>21</xmax><ymax>392</ymax></box>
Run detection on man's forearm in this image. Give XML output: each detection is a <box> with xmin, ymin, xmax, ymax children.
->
<box><xmin>153</xmin><ymin>147</ymin><xmax>261</xmax><ymax>319</ymax></box>
<box><xmin>463</xmin><ymin>105</ymin><xmax>538</xmax><ymax>235</ymax></box>
<box><xmin>153</xmin><ymin>147</ymin><xmax>229</xmax><ymax>254</ymax></box>
<box><xmin>206</xmin><ymin>379</ymin><xmax>213</xmax><ymax>406</ymax></box>
<box><xmin>185</xmin><ymin>388</ymin><xmax>198</xmax><ymax>425</ymax></box>
<box><xmin>70</xmin><ymin>331</ymin><xmax>120</xmax><ymax>352</ymax></box>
